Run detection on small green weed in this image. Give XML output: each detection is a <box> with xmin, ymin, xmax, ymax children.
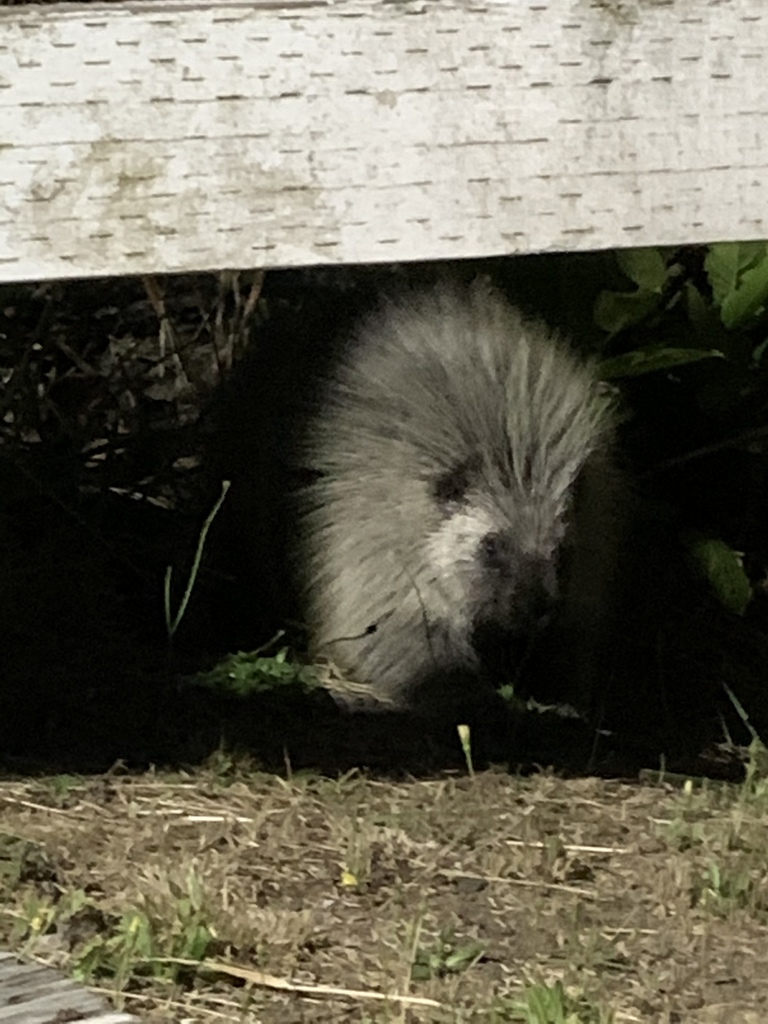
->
<box><xmin>492</xmin><ymin>979</ymin><xmax>613</xmax><ymax>1023</ymax></box>
<box><xmin>73</xmin><ymin>871</ymin><xmax>216</xmax><ymax>990</ymax></box>
<box><xmin>188</xmin><ymin>645</ymin><xmax>319</xmax><ymax>697</ymax></box>
<box><xmin>339</xmin><ymin>823</ymin><xmax>375</xmax><ymax>889</ymax></box>
<box><xmin>457</xmin><ymin>723</ymin><xmax>475</xmax><ymax>777</ymax></box>
<box><xmin>410</xmin><ymin>927</ymin><xmax>485</xmax><ymax>981</ymax></box>
<box><xmin>691</xmin><ymin>859</ymin><xmax>768</xmax><ymax>921</ymax></box>
<box><xmin>13</xmin><ymin>867</ymin><xmax>216</xmax><ymax>995</ymax></box>
<box><xmin>742</xmin><ymin>738</ymin><xmax>768</xmax><ymax>801</ymax></box>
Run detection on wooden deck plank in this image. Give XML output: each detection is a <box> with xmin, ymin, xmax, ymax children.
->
<box><xmin>0</xmin><ymin>0</ymin><xmax>766</xmax><ymax>281</ymax></box>
<box><xmin>0</xmin><ymin>952</ymin><xmax>140</xmax><ymax>1024</ymax></box>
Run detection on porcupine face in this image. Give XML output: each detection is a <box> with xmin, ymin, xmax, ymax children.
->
<box><xmin>426</xmin><ymin>450</ymin><xmax>567</xmax><ymax>663</ymax></box>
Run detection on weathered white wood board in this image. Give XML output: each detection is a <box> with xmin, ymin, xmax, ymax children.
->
<box><xmin>0</xmin><ymin>951</ymin><xmax>140</xmax><ymax>1023</ymax></box>
<box><xmin>0</xmin><ymin>0</ymin><xmax>766</xmax><ymax>282</ymax></box>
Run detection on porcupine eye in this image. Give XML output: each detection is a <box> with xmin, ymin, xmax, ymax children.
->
<box><xmin>432</xmin><ymin>453</ymin><xmax>483</xmax><ymax>511</ymax></box>
<box><xmin>478</xmin><ymin>532</ymin><xmax>509</xmax><ymax>570</ymax></box>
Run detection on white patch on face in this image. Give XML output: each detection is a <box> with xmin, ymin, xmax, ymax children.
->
<box><xmin>425</xmin><ymin>507</ymin><xmax>497</xmax><ymax>575</ymax></box>
<box><xmin>417</xmin><ymin>506</ymin><xmax>499</xmax><ymax>661</ymax></box>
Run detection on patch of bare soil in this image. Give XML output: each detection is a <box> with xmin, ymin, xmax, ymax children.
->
<box><xmin>1</xmin><ymin>765</ymin><xmax>767</xmax><ymax>1023</ymax></box>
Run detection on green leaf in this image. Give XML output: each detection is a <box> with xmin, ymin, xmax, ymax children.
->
<box><xmin>616</xmin><ymin>247</ymin><xmax>668</xmax><ymax>291</ymax></box>
<box><xmin>705</xmin><ymin>241</ymin><xmax>768</xmax><ymax>326</ymax></box>
<box><xmin>720</xmin><ymin>253</ymin><xmax>768</xmax><ymax>329</ymax></box>
<box><xmin>687</xmin><ymin>536</ymin><xmax>752</xmax><ymax>616</ymax></box>
<box><xmin>594</xmin><ymin>288</ymin><xmax>661</xmax><ymax>336</ymax></box>
<box><xmin>599</xmin><ymin>346</ymin><xmax>722</xmax><ymax>380</ymax></box>
<box><xmin>684</xmin><ymin>280</ymin><xmax>711</xmax><ymax>329</ymax></box>
<box><xmin>705</xmin><ymin>243</ymin><xmax>741</xmax><ymax>307</ymax></box>
<box><xmin>734</xmin><ymin>240</ymin><xmax>768</xmax><ymax>269</ymax></box>
<box><xmin>443</xmin><ymin>940</ymin><xmax>485</xmax><ymax>972</ymax></box>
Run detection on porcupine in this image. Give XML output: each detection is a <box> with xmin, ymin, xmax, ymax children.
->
<box><xmin>289</xmin><ymin>278</ymin><xmax>623</xmax><ymax>714</ymax></box>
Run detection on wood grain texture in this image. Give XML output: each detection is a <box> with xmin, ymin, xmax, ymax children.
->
<box><xmin>0</xmin><ymin>0</ymin><xmax>766</xmax><ymax>281</ymax></box>
<box><xmin>0</xmin><ymin>951</ymin><xmax>139</xmax><ymax>1023</ymax></box>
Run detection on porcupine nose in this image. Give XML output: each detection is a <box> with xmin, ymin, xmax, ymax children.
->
<box><xmin>516</xmin><ymin>553</ymin><xmax>557</xmax><ymax>631</ymax></box>
<box><xmin>479</xmin><ymin>534</ymin><xmax>557</xmax><ymax>631</ymax></box>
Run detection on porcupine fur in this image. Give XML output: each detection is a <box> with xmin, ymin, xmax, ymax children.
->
<box><xmin>287</xmin><ymin>278</ymin><xmax>623</xmax><ymax>713</ymax></box>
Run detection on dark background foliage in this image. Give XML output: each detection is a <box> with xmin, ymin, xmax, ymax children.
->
<box><xmin>1</xmin><ymin>249</ymin><xmax>767</xmax><ymax>775</ymax></box>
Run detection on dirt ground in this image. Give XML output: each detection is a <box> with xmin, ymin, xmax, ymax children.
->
<box><xmin>1</xmin><ymin>761</ymin><xmax>767</xmax><ymax>1023</ymax></box>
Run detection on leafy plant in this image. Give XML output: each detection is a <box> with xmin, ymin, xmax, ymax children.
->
<box><xmin>594</xmin><ymin>246</ymin><xmax>671</xmax><ymax>338</ymax></box>
<box><xmin>410</xmin><ymin>927</ymin><xmax>485</xmax><ymax>981</ymax></box>
<box><xmin>73</xmin><ymin>867</ymin><xmax>216</xmax><ymax>990</ymax></box>
<box><xmin>596</xmin><ymin>240</ymin><xmax>768</xmax><ymax>347</ymax></box>
<box><xmin>691</xmin><ymin>859</ymin><xmax>768</xmax><ymax>920</ymax></box>
<box><xmin>187</xmin><ymin>645</ymin><xmax>319</xmax><ymax>697</ymax></box>
<box><xmin>594</xmin><ymin>242</ymin><xmax>768</xmax><ymax>619</ymax></box>
<box><xmin>705</xmin><ymin>241</ymin><xmax>768</xmax><ymax>330</ymax></box>
<box><xmin>493</xmin><ymin>980</ymin><xmax>613</xmax><ymax>1023</ymax></box>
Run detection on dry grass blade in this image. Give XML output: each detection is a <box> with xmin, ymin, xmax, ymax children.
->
<box><xmin>157</xmin><ymin>957</ymin><xmax>443</xmax><ymax>1009</ymax></box>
